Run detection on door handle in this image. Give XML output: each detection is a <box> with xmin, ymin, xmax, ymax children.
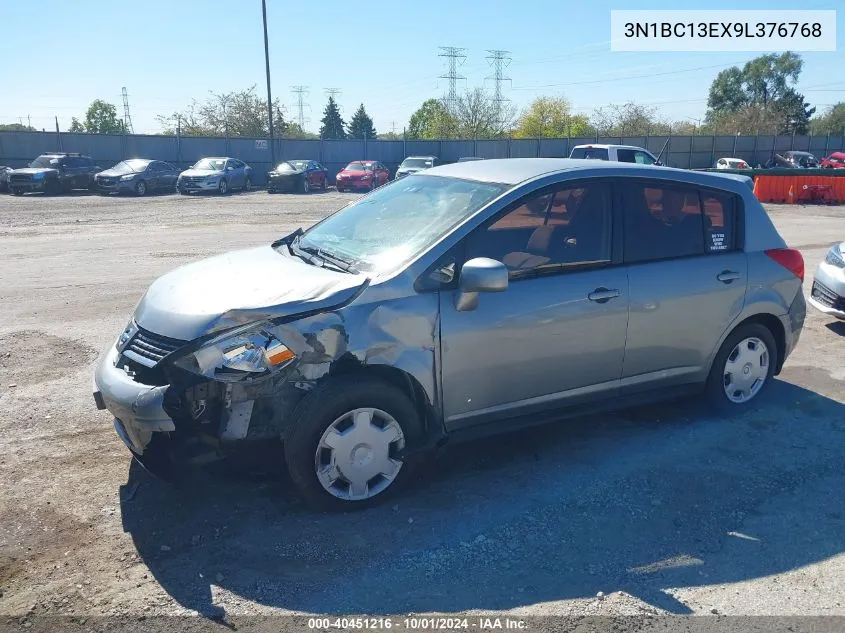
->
<box><xmin>587</xmin><ymin>288</ymin><xmax>620</xmax><ymax>303</ymax></box>
<box><xmin>716</xmin><ymin>270</ymin><xmax>741</xmax><ymax>283</ymax></box>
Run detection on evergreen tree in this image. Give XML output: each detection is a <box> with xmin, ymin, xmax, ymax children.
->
<box><xmin>319</xmin><ymin>97</ymin><xmax>346</xmax><ymax>140</ymax></box>
<box><xmin>347</xmin><ymin>103</ymin><xmax>377</xmax><ymax>139</ymax></box>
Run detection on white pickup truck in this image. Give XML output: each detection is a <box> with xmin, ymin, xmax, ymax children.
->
<box><xmin>569</xmin><ymin>144</ymin><xmax>662</xmax><ymax>165</ymax></box>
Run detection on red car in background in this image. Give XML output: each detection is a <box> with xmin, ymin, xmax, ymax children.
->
<box><xmin>820</xmin><ymin>152</ymin><xmax>845</xmax><ymax>168</ymax></box>
<box><xmin>335</xmin><ymin>160</ymin><xmax>390</xmax><ymax>192</ymax></box>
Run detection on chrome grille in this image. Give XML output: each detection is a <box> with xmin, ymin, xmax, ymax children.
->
<box><xmin>123</xmin><ymin>327</ymin><xmax>187</xmax><ymax>368</ymax></box>
<box><xmin>182</xmin><ymin>176</ymin><xmax>206</xmax><ymax>184</ymax></box>
<box><xmin>10</xmin><ymin>173</ymin><xmax>33</xmax><ymax>183</ymax></box>
<box><xmin>811</xmin><ymin>281</ymin><xmax>844</xmax><ymax>310</ymax></box>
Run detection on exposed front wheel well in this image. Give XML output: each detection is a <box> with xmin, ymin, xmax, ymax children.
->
<box><xmin>726</xmin><ymin>313</ymin><xmax>786</xmax><ymax>375</ymax></box>
<box><xmin>323</xmin><ymin>360</ymin><xmax>442</xmax><ymax>446</ymax></box>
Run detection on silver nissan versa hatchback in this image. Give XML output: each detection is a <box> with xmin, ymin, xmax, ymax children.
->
<box><xmin>93</xmin><ymin>159</ymin><xmax>806</xmax><ymax>510</ymax></box>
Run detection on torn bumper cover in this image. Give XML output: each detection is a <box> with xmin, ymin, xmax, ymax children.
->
<box><xmin>93</xmin><ymin>345</ymin><xmax>177</xmax><ymax>476</ymax></box>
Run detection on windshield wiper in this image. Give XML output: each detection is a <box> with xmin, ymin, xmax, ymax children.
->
<box><xmin>297</xmin><ymin>243</ymin><xmax>358</xmax><ymax>274</ymax></box>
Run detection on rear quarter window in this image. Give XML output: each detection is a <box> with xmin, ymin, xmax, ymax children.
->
<box><xmin>701</xmin><ymin>191</ymin><xmax>737</xmax><ymax>253</ymax></box>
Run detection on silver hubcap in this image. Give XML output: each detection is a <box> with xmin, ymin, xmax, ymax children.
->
<box><xmin>723</xmin><ymin>337</ymin><xmax>769</xmax><ymax>403</ymax></box>
<box><xmin>245</xmin><ymin>180</ymin><xmax>251</xmax><ymax>191</ymax></box>
<box><xmin>304</xmin><ymin>179</ymin><xmax>309</xmax><ymax>192</ymax></box>
<box><xmin>315</xmin><ymin>408</ymin><xmax>405</xmax><ymax>501</ymax></box>
<box><xmin>220</xmin><ymin>181</ymin><xmax>227</xmax><ymax>193</ymax></box>
<box><xmin>137</xmin><ymin>182</ymin><xmax>145</xmax><ymax>195</ymax></box>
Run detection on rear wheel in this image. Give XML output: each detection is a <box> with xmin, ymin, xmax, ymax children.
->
<box><xmin>705</xmin><ymin>323</ymin><xmax>778</xmax><ymax>412</ymax></box>
<box><xmin>284</xmin><ymin>377</ymin><xmax>424</xmax><ymax>511</ymax></box>
<box><xmin>243</xmin><ymin>178</ymin><xmax>252</xmax><ymax>192</ymax></box>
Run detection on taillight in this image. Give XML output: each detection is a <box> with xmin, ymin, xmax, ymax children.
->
<box><xmin>765</xmin><ymin>248</ymin><xmax>804</xmax><ymax>282</ymax></box>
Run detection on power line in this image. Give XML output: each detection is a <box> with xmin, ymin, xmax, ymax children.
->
<box><xmin>121</xmin><ymin>87</ymin><xmax>134</xmax><ymax>134</ymax></box>
<box><xmin>438</xmin><ymin>46</ymin><xmax>467</xmax><ymax>108</ymax></box>
<box><xmin>486</xmin><ymin>49</ymin><xmax>512</xmax><ymax>129</ymax></box>
<box><xmin>291</xmin><ymin>85</ymin><xmax>310</xmax><ymax>129</ymax></box>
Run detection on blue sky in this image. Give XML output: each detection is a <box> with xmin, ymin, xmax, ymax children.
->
<box><xmin>1</xmin><ymin>0</ymin><xmax>842</xmax><ymax>134</ymax></box>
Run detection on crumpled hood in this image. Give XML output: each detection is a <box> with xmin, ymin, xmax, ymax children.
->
<box><xmin>134</xmin><ymin>245</ymin><xmax>367</xmax><ymax>340</ymax></box>
<box><xmin>180</xmin><ymin>168</ymin><xmax>224</xmax><ymax>178</ymax></box>
<box><xmin>397</xmin><ymin>167</ymin><xmax>422</xmax><ymax>175</ymax></box>
<box><xmin>12</xmin><ymin>168</ymin><xmax>56</xmax><ymax>176</ymax></box>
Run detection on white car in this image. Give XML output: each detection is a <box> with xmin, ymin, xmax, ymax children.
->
<box><xmin>569</xmin><ymin>144</ymin><xmax>662</xmax><ymax>165</ymax></box>
<box><xmin>716</xmin><ymin>157</ymin><xmax>751</xmax><ymax>170</ymax></box>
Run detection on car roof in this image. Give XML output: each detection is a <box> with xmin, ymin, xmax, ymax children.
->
<box><xmin>421</xmin><ymin>158</ymin><xmax>750</xmax><ymax>192</ymax></box>
<box><xmin>828</xmin><ymin>151</ymin><xmax>845</xmax><ymax>158</ymax></box>
<box><xmin>571</xmin><ymin>144</ymin><xmax>650</xmax><ymax>151</ymax></box>
<box><xmin>786</xmin><ymin>151</ymin><xmax>814</xmax><ymax>155</ymax></box>
<box><xmin>404</xmin><ymin>155</ymin><xmax>437</xmax><ymax>159</ymax></box>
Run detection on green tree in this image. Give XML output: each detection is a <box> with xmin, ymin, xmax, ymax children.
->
<box><xmin>156</xmin><ymin>86</ymin><xmax>288</xmax><ymax>137</ymax></box>
<box><xmin>83</xmin><ymin>99</ymin><xmax>125</xmax><ymax>134</ymax></box>
<box><xmin>319</xmin><ymin>96</ymin><xmax>346</xmax><ymax>140</ymax></box>
<box><xmin>810</xmin><ymin>103</ymin><xmax>845</xmax><ymax>135</ymax></box>
<box><xmin>407</xmin><ymin>99</ymin><xmax>456</xmax><ymax>139</ymax></box>
<box><xmin>453</xmin><ymin>87</ymin><xmax>514</xmax><ymax>138</ymax></box>
<box><xmin>0</xmin><ymin>122</ymin><xmax>36</xmax><ymax>132</ymax></box>
<box><xmin>347</xmin><ymin>104</ymin><xmax>377</xmax><ymax>139</ymax></box>
<box><xmin>513</xmin><ymin>96</ymin><xmax>591</xmax><ymax>138</ymax></box>
<box><xmin>68</xmin><ymin>118</ymin><xmax>85</xmax><ymax>133</ymax></box>
<box><xmin>705</xmin><ymin>53</ymin><xmax>814</xmax><ymax>134</ymax></box>
<box><xmin>590</xmin><ymin>102</ymin><xmax>669</xmax><ymax>136</ymax></box>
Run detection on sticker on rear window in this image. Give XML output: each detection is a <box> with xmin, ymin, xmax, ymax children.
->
<box><xmin>710</xmin><ymin>232</ymin><xmax>727</xmax><ymax>251</ymax></box>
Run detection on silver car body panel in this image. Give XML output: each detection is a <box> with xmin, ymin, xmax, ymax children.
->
<box><xmin>95</xmin><ymin>159</ymin><xmax>804</xmax><ymax>460</ymax></box>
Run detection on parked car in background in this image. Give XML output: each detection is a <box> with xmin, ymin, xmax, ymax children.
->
<box><xmin>93</xmin><ymin>158</ymin><xmax>805</xmax><ymax>510</ymax></box>
<box><xmin>569</xmin><ymin>144</ymin><xmax>662</xmax><ymax>165</ymax></box>
<box><xmin>458</xmin><ymin>156</ymin><xmax>485</xmax><ymax>162</ymax></box>
<box><xmin>7</xmin><ymin>153</ymin><xmax>99</xmax><ymax>195</ymax></box>
<box><xmin>715</xmin><ymin>157</ymin><xmax>751</xmax><ymax>170</ymax></box>
<box><xmin>177</xmin><ymin>157</ymin><xmax>253</xmax><ymax>195</ymax></box>
<box><xmin>267</xmin><ymin>160</ymin><xmax>328</xmax><ymax>193</ymax></box>
<box><xmin>395</xmin><ymin>156</ymin><xmax>438</xmax><ymax>179</ymax></box>
<box><xmin>820</xmin><ymin>152</ymin><xmax>845</xmax><ymax>168</ymax></box>
<box><xmin>0</xmin><ymin>166</ymin><xmax>11</xmax><ymax>192</ymax></box>
<box><xmin>94</xmin><ymin>159</ymin><xmax>180</xmax><ymax>196</ymax></box>
<box><xmin>808</xmin><ymin>241</ymin><xmax>845</xmax><ymax>320</ymax></box>
<box><xmin>783</xmin><ymin>151</ymin><xmax>820</xmax><ymax>168</ymax></box>
<box><xmin>335</xmin><ymin>160</ymin><xmax>390</xmax><ymax>191</ymax></box>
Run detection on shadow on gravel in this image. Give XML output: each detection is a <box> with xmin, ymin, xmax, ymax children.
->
<box><xmin>121</xmin><ymin>377</ymin><xmax>845</xmax><ymax>618</ymax></box>
<box><xmin>825</xmin><ymin>321</ymin><xmax>845</xmax><ymax>336</ymax></box>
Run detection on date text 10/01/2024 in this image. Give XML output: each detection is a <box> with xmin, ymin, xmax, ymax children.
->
<box><xmin>307</xmin><ymin>617</ymin><xmax>527</xmax><ymax>630</ymax></box>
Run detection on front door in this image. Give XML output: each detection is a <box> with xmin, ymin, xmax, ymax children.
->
<box><xmin>438</xmin><ymin>180</ymin><xmax>629</xmax><ymax>430</ymax></box>
<box><xmin>619</xmin><ymin>181</ymin><xmax>747</xmax><ymax>392</ymax></box>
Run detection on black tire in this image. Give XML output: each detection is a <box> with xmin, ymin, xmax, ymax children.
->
<box><xmin>243</xmin><ymin>178</ymin><xmax>252</xmax><ymax>192</ymax></box>
<box><xmin>178</xmin><ymin>187</ymin><xmax>188</xmax><ymax>195</ymax></box>
<box><xmin>44</xmin><ymin>179</ymin><xmax>61</xmax><ymax>195</ymax></box>
<box><xmin>299</xmin><ymin>177</ymin><xmax>310</xmax><ymax>194</ymax></box>
<box><xmin>320</xmin><ymin>175</ymin><xmax>328</xmax><ymax>191</ymax></box>
<box><xmin>704</xmin><ymin>322</ymin><xmax>778</xmax><ymax>413</ymax></box>
<box><xmin>11</xmin><ymin>189</ymin><xmax>23</xmax><ymax>196</ymax></box>
<box><xmin>267</xmin><ymin>186</ymin><xmax>276</xmax><ymax>194</ymax></box>
<box><xmin>218</xmin><ymin>179</ymin><xmax>229</xmax><ymax>195</ymax></box>
<box><xmin>284</xmin><ymin>376</ymin><xmax>424</xmax><ymax>511</ymax></box>
<box><xmin>135</xmin><ymin>180</ymin><xmax>147</xmax><ymax>197</ymax></box>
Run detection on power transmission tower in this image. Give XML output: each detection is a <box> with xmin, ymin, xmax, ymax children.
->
<box><xmin>291</xmin><ymin>85</ymin><xmax>310</xmax><ymax>129</ymax></box>
<box><xmin>438</xmin><ymin>46</ymin><xmax>467</xmax><ymax>108</ymax></box>
<box><xmin>121</xmin><ymin>87</ymin><xmax>134</xmax><ymax>133</ymax></box>
<box><xmin>325</xmin><ymin>88</ymin><xmax>342</xmax><ymax>100</ymax></box>
<box><xmin>485</xmin><ymin>50</ymin><xmax>512</xmax><ymax>129</ymax></box>
<box><xmin>390</xmin><ymin>121</ymin><xmax>396</xmax><ymax>135</ymax></box>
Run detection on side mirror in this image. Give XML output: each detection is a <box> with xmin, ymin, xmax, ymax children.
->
<box><xmin>226</xmin><ymin>166</ymin><xmax>234</xmax><ymax>171</ymax></box>
<box><xmin>654</xmin><ymin>160</ymin><xmax>663</xmax><ymax>166</ymax></box>
<box><xmin>455</xmin><ymin>257</ymin><xmax>508</xmax><ymax>312</ymax></box>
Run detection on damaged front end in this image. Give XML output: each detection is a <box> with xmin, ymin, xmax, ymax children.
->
<box><xmin>94</xmin><ymin>291</ymin><xmax>442</xmax><ymax>482</ymax></box>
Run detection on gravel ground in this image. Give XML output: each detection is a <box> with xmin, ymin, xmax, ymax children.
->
<box><xmin>0</xmin><ymin>190</ymin><xmax>844</xmax><ymax>625</ymax></box>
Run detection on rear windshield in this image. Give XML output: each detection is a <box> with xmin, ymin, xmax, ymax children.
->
<box><xmin>570</xmin><ymin>147</ymin><xmax>609</xmax><ymax>160</ymax></box>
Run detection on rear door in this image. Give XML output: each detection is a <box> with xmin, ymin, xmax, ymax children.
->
<box><xmin>620</xmin><ymin>180</ymin><xmax>746</xmax><ymax>393</ymax></box>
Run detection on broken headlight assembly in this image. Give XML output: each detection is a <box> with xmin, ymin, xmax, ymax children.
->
<box><xmin>825</xmin><ymin>244</ymin><xmax>844</xmax><ymax>268</ymax></box>
<box><xmin>172</xmin><ymin>321</ymin><xmax>297</xmax><ymax>383</ymax></box>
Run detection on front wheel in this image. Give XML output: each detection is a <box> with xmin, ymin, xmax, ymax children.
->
<box><xmin>218</xmin><ymin>179</ymin><xmax>229</xmax><ymax>195</ymax></box>
<box><xmin>135</xmin><ymin>180</ymin><xmax>147</xmax><ymax>197</ymax></box>
<box><xmin>243</xmin><ymin>178</ymin><xmax>252</xmax><ymax>192</ymax></box>
<box><xmin>284</xmin><ymin>377</ymin><xmax>423</xmax><ymax>511</ymax></box>
<box><xmin>705</xmin><ymin>323</ymin><xmax>778</xmax><ymax>412</ymax></box>
<box><xmin>300</xmin><ymin>177</ymin><xmax>310</xmax><ymax>194</ymax></box>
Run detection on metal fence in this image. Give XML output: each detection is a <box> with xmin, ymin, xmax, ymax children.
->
<box><xmin>2</xmin><ymin>130</ymin><xmax>844</xmax><ymax>186</ymax></box>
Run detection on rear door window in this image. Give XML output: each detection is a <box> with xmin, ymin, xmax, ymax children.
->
<box><xmin>622</xmin><ymin>182</ymin><xmax>705</xmax><ymax>263</ymax></box>
<box><xmin>633</xmin><ymin>151</ymin><xmax>654</xmax><ymax>164</ymax></box>
<box><xmin>616</xmin><ymin>149</ymin><xmax>636</xmax><ymax>163</ymax></box>
<box><xmin>570</xmin><ymin>147</ymin><xmax>609</xmax><ymax>160</ymax></box>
